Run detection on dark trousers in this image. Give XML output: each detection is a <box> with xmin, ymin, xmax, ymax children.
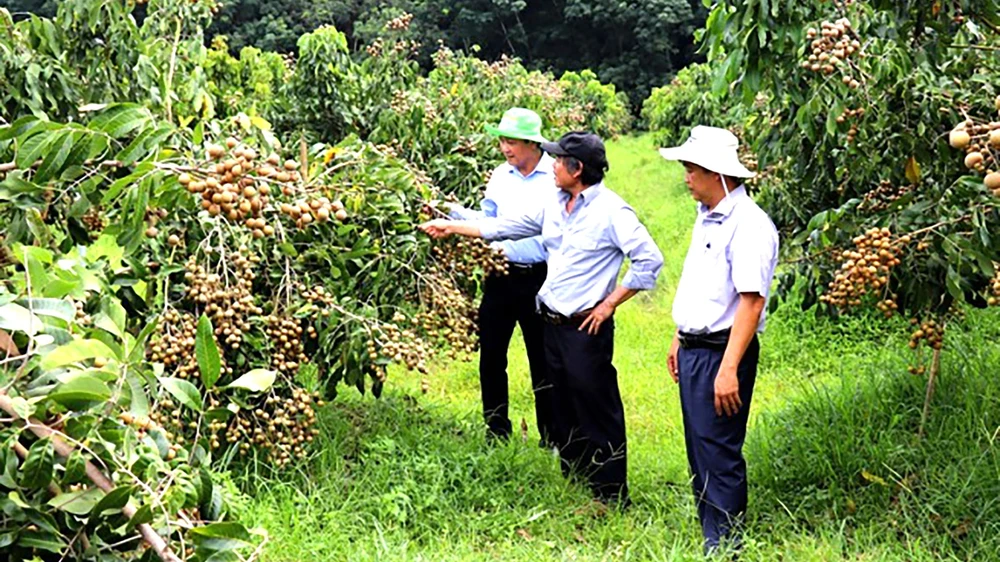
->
<box><xmin>544</xmin><ymin>317</ymin><xmax>628</xmax><ymax>501</ymax></box>
<box><xmin>478</xmin><ymin>265</ymin><xmax>554</xmax><ymax>442</ymax></box>
<box><xmin>677</xmin><ymin>336</ymin><xmax>759</xmax><ymax>550</ymax></box>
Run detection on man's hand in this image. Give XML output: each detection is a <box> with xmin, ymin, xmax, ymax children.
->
<box><xmin>667</xmin><ymin>333</ymin><xmax>680</xmax><ymax>383</ymax></box>
<box><xmin>714</xmin><ymin>365</ymin><xmax>742</xmax><ymax>417</ymax></box>
<box><xmin>419</xmin><ymin>219</ymin><xmax>452</xmax><ymax>239</ymax></box>
<box><xmin>578</xmin><ymin>300</ymin><xmax>615</xmax><ymax>335</ymax></box>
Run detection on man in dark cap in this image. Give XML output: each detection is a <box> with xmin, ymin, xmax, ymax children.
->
<box><xmin>420</xmin><ymin>132</ymin><xmax>664</xmax><ymax>506</ymax></box>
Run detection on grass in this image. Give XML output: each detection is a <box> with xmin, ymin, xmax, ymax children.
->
<box><xmin>237</xmin><ymin>135</ymin><xmax>1000</xmax><ymax>561</ymax></box>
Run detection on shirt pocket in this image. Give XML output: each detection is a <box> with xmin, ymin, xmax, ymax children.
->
<box><xmin>574</xmin><ymin>229</ymin><xmax>608</xmax><ymax>252</ymax></box>
<box><xmin>697</xmin><ymin>242</ymin><xmax>733</xmax><ymax>304</ymax></box>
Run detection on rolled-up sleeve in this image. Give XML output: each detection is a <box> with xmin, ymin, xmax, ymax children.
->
<box><xmin>610</xmin><ymin>207</ymin><xmax>664</xmax><ymax>290</ymax></box>
<box><xmin>477</xmin><ymin>207</ymin><xmax>544</xmax><ymax>241</ymax></box>
<box><xmin>729</xmin><ymin>215</ymin><xmax>779</xmax><ymax>296</ymax></box>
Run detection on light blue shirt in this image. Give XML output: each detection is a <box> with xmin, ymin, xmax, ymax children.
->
<box><xmin>477</xmin><ymin>183</ymin><xmax>664</xmax><ymax>316</ymax></box>
<box><xmin>449</xmin><ymin>155</ymin><xmax>555</xmax><ymax>264</ymax></box>
<box><xmin>672</xmin><ymin>186</ymin><xmax>779</xmax><ymax>334</ymax></box>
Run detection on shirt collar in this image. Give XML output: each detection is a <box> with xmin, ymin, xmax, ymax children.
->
<box><xmin>699</xmin><ymin>185</ymin><xmax>748</xmax><ymax>220</ymax></box>
<box><xmin>558</xmin><ymin>182</ymin><xmax>604</xmax><ymax>207</ymax></box>
<box><xmin>507</xmin><ymin>153</ymin><xmax>554</xmax><ymax>179</ymax></box>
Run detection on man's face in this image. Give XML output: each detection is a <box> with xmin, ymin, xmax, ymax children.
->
<box><xmin>552</xmin><ymin>155</ymin><xmax>579</xmax><ymax>190</ymax></box>
<box><xmin>683</xmin><ymin>162</ymin><xmax>720</xmax><ymax>204</ymax></box>
<box><xmin>499</xmin><ymin>137</ymin><xmax>537</xmax><ymax>168</ymax></box>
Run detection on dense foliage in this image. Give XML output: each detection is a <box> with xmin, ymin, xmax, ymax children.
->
<box><xmin>0</xmin><ymin>1</ymin><xmax>632</xmax><ymax>559</ymax></box>
<box><xmin>640</xmin><ymin>62</ymin><xmax>737</xmax><ymax>147</ymax></box>
<box><xmin>8</xmin><ymin>0</ymin><xmax>706</xmax><ymax>109</ymax></box>
<box><xmin>647</xmin><ymin>1</ymin><xmax>1000</xmax><ymax>346</ymax></box>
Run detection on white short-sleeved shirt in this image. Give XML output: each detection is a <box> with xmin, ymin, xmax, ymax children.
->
<box><xmin>672</xmin><ymin>186</ymin><xmax>779</xmax><ymax>334</ymax></box>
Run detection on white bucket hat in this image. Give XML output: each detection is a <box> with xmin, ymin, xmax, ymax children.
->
<box><xmin>658</xmin><ymin>125</ymin><xmax>756</xmax><ymax>178</ymax></box>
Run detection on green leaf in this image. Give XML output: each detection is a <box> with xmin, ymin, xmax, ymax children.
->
<box><xmin>20</xmin><ymin>438</ymin><xmax>55</xmax><ymax>488</ymax></box>
<box><xmin>7</xmin><ymin>396</ymin><xmax>34</xmax><ymax>420</ymax></box>
<box><xmin>40</xmin><ymin>339</ymin><xmax>117</xmax><ymax>370</ymax></box>
<box><xmin>15</xmin><ymin>298</ymin><xmax>75</xmax><ymax>323</ymax></box>
<box><xmin>48</xmin><ymin>487</ymin><xmax>104</xmax><ymax>515</ymax></box>
<box><xmin>91</xmin><ymin>485</ymin><xmax>133</xmax><ymax>518</ymax></box>
<box><xmin>16</xmin><ymin>529</ymin><xmax>66</xmax><ymax>553</ymax></box>
<box><xmin>904</xmin><ymin>156</ymin><xmax>921</xmax><ymax>185</ymax></box>
<box><xmin>48</xmin><ymin>375</ymin><xmax>113</xmax><ymax>409</ymax></box>
<box><xmin>115</xmin><ymin>126</ymin><xmax>156</xmax><ymax>166</ymax></box>
<box><xmin>159</xmin><ymin>377</ymin><xmax>203</xmax><ymax>411</ymax></box>
<box><xmin>189</xmin><ymin>522</ymin><xmax>255</xmax><ymax>550</ymax></box>
<box><xmin>196</xmin><ymin>315</ymin><xmax>221</xmax><ymax>389</ymax></box>
<box><xmin>227</xmin><ymin>369</ymin><xmax>277</xmax><ymax>393</ymax></box>
<box><xmin>15</xmin><ymin>128</ymin><xmax>55</xmax><ymax>169</ymax></box>
<box><xmin>0</xmin><ymin>302</ymin><xmax>43</xmax><ymax>336</ymax></box>
<box><xmin>126</xmin><ymin>503</ymin><xmax>154</xmax><ymax>531</ymax></box>
<box><xmin>126</xmin><ymin>370</ymin><xmax>150</xmax><ymax>417</ymax></box>
<box><xmin>33</xmin><ymin>130</ymin><xmax>77</xmax><ymax>183</ymax></box>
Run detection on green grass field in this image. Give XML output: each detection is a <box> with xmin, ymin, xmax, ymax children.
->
<box><xmin>238</xmin><ymin>135</ymin><xmax>1000</xmax><ymax>561</ymax></box>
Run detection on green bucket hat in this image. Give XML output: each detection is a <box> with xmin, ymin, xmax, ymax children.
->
<box><xmin>484</xmin><ymin>107</ymin><xmax>548</xmax><ymax>143</ymax></box>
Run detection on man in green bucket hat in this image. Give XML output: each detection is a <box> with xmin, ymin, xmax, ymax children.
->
<box><xmin>448</xmin><ymin>107</ymin><xmax>558</xmax><ymax>446</ymax></box>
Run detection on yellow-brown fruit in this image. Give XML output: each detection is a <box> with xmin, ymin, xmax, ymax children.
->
<box><xmin>145</xmin><ymin>226</ymin><xmax>159</xmax><ymax>238</ymax></box>
<box><xmin>226</xmin><ymin>137</ymin><xmax>238</xmax><ymax>149</ymax></box>
<box><xmin>316</xmin><ymin>207</ymin><xmax>330</xmax><ymax>221</ymax></box>
<box><xmin>208</xmin><ymin>145</ymin><xmax>225</xmax><ymax>159</ymax></box>
<box><xmin>178</xmin><ymin>173</ymin><xmax>192</xmax><ymax>185</ymax></box>
<box><xmin>949</xmin><ymin>129</ymin><xmax>971</xmax><ymax>149</ymax></box>
<box><xmin>284</xmin><ymin>160</ymin><xmax>297</xmax><ymax>171</ymax></box>
<box><xmin>263</xmin><ymin>225</ymin><xmax>275</xmax><ymax>236</ymax></box>
<box><xmin>168</xmin><ymin>234</ymin><xmax>181</xmax><ymax>246</ymax></box>
<box><xmin>996</xmin><ymin>95</ymin><xmax>1000</xmax><ymax>112</ymax></box>
<box><xmin>965</xmin><ymin>151</ymin><xmax>984</xmax><ymax>169</ymax></box>
<box><xmin>93</xmin><ymin>356</ymin><xmax>108</xmax><ymax>368</ymax></box>
<box><xmin>334</xmin><ymin>209</ymin><xmax>348</xmax><ymax>221</ymax></box>
<box><xmin>275</xmin><ymin>172</ymin><xmax>291</xmax><ymax>183</ymax></box>
<box><xmin>985</xmin><ymin>172</ymin><xmax>1000</xmax><ymax>190</ymax></box>
<box><xmin>990</xmin><ymin>130</ymin><xmax>1000</xmax><ymax>149</ymax></box>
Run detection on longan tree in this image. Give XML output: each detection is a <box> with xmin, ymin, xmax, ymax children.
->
<box><xmin>705</xmin><ymin>0</ymin><xmax>1000</xmax><ymax>434</ymax></box>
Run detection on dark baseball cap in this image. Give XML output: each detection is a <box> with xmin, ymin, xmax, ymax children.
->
<box><xmin>542</xmin><ymin>131</ymin><xmax>609</xmax><ymax>172</ymax></box>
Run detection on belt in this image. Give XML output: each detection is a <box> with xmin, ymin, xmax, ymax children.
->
<box><xmin>507</xmin><ymin>261</ymin><xmax>545</xmax><ymax>271</ymax></box>
<box><xmin>539</xmin><ymin>303</ymin><xmax>593</xmax><ymax>326</ymax></box>
<box><xmin>677</xmin><ymin>329</ymin><xmax>731</xmax><ymax>350</ymax></box>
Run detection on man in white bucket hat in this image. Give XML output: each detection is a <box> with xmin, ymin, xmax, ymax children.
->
<box><xmin>659</xmin><ymin>125</ymin><xmax>779</xmax><ymax>553</ymax></box>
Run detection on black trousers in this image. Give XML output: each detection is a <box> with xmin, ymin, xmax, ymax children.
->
<box><xmin>544</xmin><ymin>317</ymin><xmax>628</xmax><ymax>501</ymax></box>
<box><xmin>478</xmin><ymin>265</ymin><xmax>554</xmax><ymax>442</ymax></box>
<box><xmin>678</xmin><ymin>336</ymin><xmax>759</xmax><ymax>550</ymax></box>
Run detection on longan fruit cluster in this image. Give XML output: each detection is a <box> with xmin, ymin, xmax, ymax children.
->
<box><xmin>183</xmin><ymin>254</ymin><xmax>261</xmax><ymax>349</ymax></box>
<box><xmin>148</xmin><ymin>309</ymin><xmax>234</xmax><ymax>380</ymax></box>
<box><xmin>143</xmin><ymin>207</ymin><xmax>168</xmax><ymax>238</ymax></box>
<box><xmin>207</xmin><ymin>389</ymin><xmax>323</xmax><ymax>468</ymax></box>
<box><xmin>81</xmin><ymin>206</ymin><xmax>106</xmax><ymax>236</ymax></box>
<box><xmin>175</xmin><ymin>137</ymin><xmax>299</xmax><ymax>238</ymax></box>
<box><xmin>858</xmin><ymin>181</ymin><xmax>912</xmax><ymax>213</ymax></box>
<box><xmin>266</xmin><ymin>315</ymin><xmax>308</xmax><ymax>376</ymax></box>
<box><xmin>415</xmin><ymin>268</ymin><xmax>479</xmax><ymax>358</ymax></box>
<box><xmin>385</xmin><ymin>12</ymin><xmax>414</xmax><ymax>31</ymax></box>
<box><xmin>432</xmin><ymin>236</ymin><xmax>509</xmax><ymax>278</ymax></box>
<box><xmin>120</xmin><ymin>411</ymin><xmax>184</xmax><ymax>460</ymax></box>
<box><xmin>908</xmin><ymin>317</ymin><xmax>945</xmax><ymax>353</ymax></box>
<box><xmin>821</xmin><ymin>227</ymin><xmax>906</xmax><ymax>310</ymax></box>
<box><xmin>802</xmin><ymin>18</ymin><xmax>862</xmax><ymax>88</ymax></box>
<box><xmin>948</xmin><ymin>117</ymin><xmax>1000</xmax><ymax>195</ymax></box>
<box><xmin>278</xmin><ymin>196</ymin><xmax>348</xmax><ymax>229</ymax></box>
<box><xmin>73</xmin><ymin>300</ymin><xmax>92</xmax><ymax>327</ymax></box>
<box><xmin>987</xmin><ymin>267</ymin><xmax>1000</xmax><ymax>307</ymax></box>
